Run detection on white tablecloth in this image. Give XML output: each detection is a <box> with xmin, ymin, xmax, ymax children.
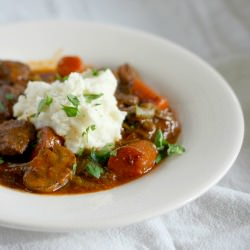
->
<box><xmin>0</xmin><ymin>0</ymin><xmax>250</xmax><ymax>249</ymax></box>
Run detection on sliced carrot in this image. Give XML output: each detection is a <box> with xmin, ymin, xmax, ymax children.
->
<box><xmin>57</xmin><ymin>56</ymin><xmax>85</xmax><ymax>77</ymax></box>
<box><xmin>108</xmin><ymin>140</ymin><xmax>157</xmax><ymax>178</ymax></box>
<box><xmin>132</xmin><ymin>78</ymin><xmax>169</xmax><ymax>110</ymax></box>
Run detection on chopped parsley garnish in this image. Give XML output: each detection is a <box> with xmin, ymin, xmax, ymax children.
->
<box><xmin>76</xmin><ymin>147</ymin><xmax>84</xmax><ymax>157</ymax></box>
<box><xmin>0</xmin><ymin>157</ymin><xmax>4</xmax><ymax>164</ymax></box>
<box><xmin>92</xmin><ymin>69</ymin><xmax>99</xmax><ymax>76</ymax></box>
<box><xmin>0</xmin><ymin>102</ymin><xmax>5</xmax><ymax>112</ymax></box>
<box><xmin>155</xmin><ymin>152</ymin><xmax>164</xmax><ymax>164</ymax></box>
<box><xmin>5</xmin><ymin>93</ymin><xmax>14</xmax><ymax>101</ymax></box>
<box><xmin>82</xmin><ymin>124</ymin><xmax>96</xmax><ymax>142</ymax></box>
<box><xmin>67</xmin><ymin>94</ymin><xmax>80</xmax><ymax>107</ymax></box>
<box><xmin>90</xmin><ymin>143</ymin><xmax>116</xmax><ymax>163</ymax></box>
<box><xmin>85</xmin><ymin>161</ymin><xmax>104</xmax><ymax>179</ymax></box>
<box><xmin>62</xmin><ymin>105</ymin><xmax>78</xmax><ymax>117</ymax></box>
<box><xmin>62</xmin><ymin>94</ymin><xmax>80</xmax><ymax>117</ymax></box>
<box><xmin>72</xmin><ymin>163</ymin><xmax>78</xmax><ymax>175</ymax></box>
<box><xmin>167</xmin><ymin>144</ymin><xmax>186</xmax><ymax>156</ymax></box>
<box><xmin>154</xmin><ymin>129</ymin><xmax>166</xmax><ymax>151</ymax></box>
<box><xmin>83</xmin><ymin>93</ymin><xmax>103</xmax><ymax>103</ymax></box>
<box><xmin>56</xmin><ymin>74</ymin><xmax>69</xmax><ymax>82</ymax></box>
<box><xmin>37</xmin><ymin>95</ymin><xmax>53</xmax><ymax>115</ymax></box>
<box><xmin>85</xmin><ymin>143</ymin><xmax>116</xmax><ymax>178</ymax></box>
<box><xmin>154</xmin><ymin>129</ymin><xmax>185</xmax><ymax>163</ymax></box>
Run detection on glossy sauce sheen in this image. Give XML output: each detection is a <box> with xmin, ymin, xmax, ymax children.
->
<box><xmin>0</xmin><ymin>59</ymin><xmax>181</xmax><ymax>194</ymax></box>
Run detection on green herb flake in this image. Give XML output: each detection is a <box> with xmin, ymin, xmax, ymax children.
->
<box><xmin>155</xmin><ymin>151</ymin><xmax>167</xmax><ymax>164</ymax></box>
<box><xmin>167</xmin><ymin>144</ymin><xmax>185</xmax><ymax>156</ymax></box>
<box><xmin>92</xmin><ymin>69</ymin><xmax>99</xmax><ymax>76</ymax></box>
<box><xmin>110</xmin><ymin>149</ymin><xmax>117</xmax><ymax>157</ymax></box>
<box><xmin>83</xmin><ymin>93</ymin><xmax>103</xmax><ymax>103</ymax></box>
<box><xmin>72</xmin><ymin>163</ymin><xmax>78</xmax><ymax>175</ymax></box>
<box><xmin>76</xmin><ymin>147</ymin><xmax>84</xmax><ymax>157</ymax></box>
<box><xmin>0</xmin><ymin>102</ymin><xmax>5</xmax><ymax>112</ymax></box>
<box><xmin>82</xmin><ymin>124</ymin><xmax>96</xmax><ymax>142</ymax></box>
<box><xmin>56</xmin><ymin>74</ymin><xmax>69</xmax><ymax>82</ymax></box>
<box><xmin>37</xmin><ymin>95</ymin><xmax>53</xmax><ymax>115</ymax></box>
<box><xmin>5</xmin><ymin>93</ymin><xmax>14</xmax><ymax>101</ymax></box>
<box><xmin>62</xmin><ymin>105</ymin><xmax>78</xmax><ymax>117</ymax></box>
<box><xmin>154</xmin><ymin>129</ymin><xmax>185</xmax><ymax>162</ymax></box>
<box><xmin>85</xmin><ymin>161</ymin><xmax>104</xmax><ymax>179</ymax></box>
<box><xmin>0</xmin><ymin>157</ymin><xmax>4</xmax><ymax>164</ymax></box>
<box><xmin>154</xmin><ymin>129</ymin><xmax>167</xmax><ymax>151</ymax></box>
<box><xmin>155</xmin><ymin>154</ymin><xmax>162</xmax><ymax>164</ymax></box>
<box><xmin>67</xmin><ymin>94</ymin><xmax>80</xmax><ymax>107</ymax></box>
<box><xmin>82</xmin><ymin>124</ymin><xmax>96</xmax><ymax>136</ymax></box>
<box><xmin>90</xmin><ymin>143</ymin><xmax>115</xmax><ymax>163</ymax></box>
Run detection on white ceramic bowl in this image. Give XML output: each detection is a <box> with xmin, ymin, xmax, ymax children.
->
<box><xmin>0</xmin><ymin>21</ymin><xmax>244</xmax><ymax>232</ymax></box>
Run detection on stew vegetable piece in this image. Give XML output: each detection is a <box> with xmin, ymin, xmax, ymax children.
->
<box><xmin>108</xmin><ymin>140</ymin><xmax>158</xmax><ymax>178</ymax></box>
<box><xmin>23</xmin><ymin>144</ymin><xmax>75</xmax><ymax>193</ymax></box>
<box><xmin>57</xmin><ymin>56</ymin><xmax>85</xmax><ymax>77</ymax></box>
<box><xmin>0</xmin><ymin>56</ymin><xmax>184</xmax><ymax>194</ymax></box>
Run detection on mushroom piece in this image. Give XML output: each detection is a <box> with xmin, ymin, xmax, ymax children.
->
<box><xmin>23</xmin><ymin>144</ymin><xmax>76</xmax><ymax>193</ymax></box>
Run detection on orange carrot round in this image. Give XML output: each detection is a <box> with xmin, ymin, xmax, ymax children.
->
<box><xmin>57</xmin><ymin>56</ymin><xmax>85</xmax><ymax>77</ymax></box>
<box><xmin>108</xmin><ymin>140</ymin><xmax>157</xmax><ymax>178</ymax></box>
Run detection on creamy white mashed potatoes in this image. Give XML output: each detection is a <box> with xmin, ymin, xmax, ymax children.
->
<box><xmin>13</xmin><ymin>69</ymin><xmax>127</xmax><ymax>153</ymax></box>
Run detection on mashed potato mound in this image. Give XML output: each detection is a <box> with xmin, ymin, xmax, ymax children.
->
<box><xmin>13</xmin><ymin>69</ymin><xmax>127</xmax><ymax>153</ymax></box>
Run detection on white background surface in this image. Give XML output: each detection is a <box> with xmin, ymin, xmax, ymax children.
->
<box><xmin>0</xmin><ymin>0</ymin><xmax>249</xmax><ymax>249</ymax></box>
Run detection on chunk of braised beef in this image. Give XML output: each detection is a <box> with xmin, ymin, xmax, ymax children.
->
<box><xmin>117</xmin><ymin>64</ymin><xmax>139</xmax><ymax>85</ymax></box>
<box><xmin>0</xmin><ymin>84</ymin><xmax>25</xmax><ymax>123</ymax></box>
<box><xmin>0</xmin><ymin>120</ymin><xmax>36</xmax><ymax>156</ymax></box>
<box><xmin>116</xmin><ymin>64</ymin><xmax>139</xmax><ymax>94</ymax></box>
<box><xmin>0</xmin><ymin>60</ymin><xmax>30</xmax><ymax>123</ymax></box>
<box><xmin>0</xmin><ymin>60</ymin><xmax>31</xmax><ymax>86</ymax></box>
